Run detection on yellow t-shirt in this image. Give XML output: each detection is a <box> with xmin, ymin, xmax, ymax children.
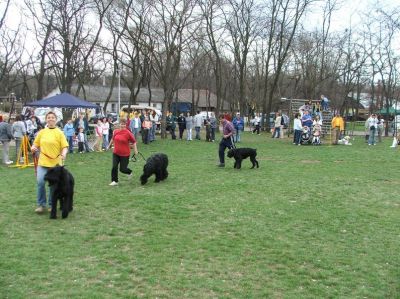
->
<box><xmin>33</xmin><ymin>127</ymin><xmax>69</xmax><ymax>167</ymax></box>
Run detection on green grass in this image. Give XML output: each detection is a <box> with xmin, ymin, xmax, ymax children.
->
<box><xmin>0</xmin><ymin>133</ymin><xmax>399</xmax><ymax>298</ymax></box>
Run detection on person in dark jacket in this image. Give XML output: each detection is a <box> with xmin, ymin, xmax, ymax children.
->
<box><xmin>177</xmin><ymin>113</ymin><xmax>186</xmax><ymax>140</ymax></box>
<box><xmin>166</xmin><ymin>111</ymin><xmax>177</xmax><ymax>140</ymax></box>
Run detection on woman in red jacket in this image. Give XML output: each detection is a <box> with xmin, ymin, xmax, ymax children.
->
<box><xmin>107</xmin><ymin>118</ymin><xmax>138</xmax><ymax>186</ymax></box>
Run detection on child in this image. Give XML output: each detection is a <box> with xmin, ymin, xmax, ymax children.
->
<box><xmin>312</xmin><ymin>122</ymin><xmax>321</xmax><ymax>145</ymax></box>
<box><xmin>77</xmin><ymin>128</ymin><xmax>85</xmax><ymax>153</ymax></box>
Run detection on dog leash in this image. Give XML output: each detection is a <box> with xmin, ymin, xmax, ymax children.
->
<box><xmin>131</xmin><ymin>151</ymin><xmax>146</xmax><ymax>162</ymax></box>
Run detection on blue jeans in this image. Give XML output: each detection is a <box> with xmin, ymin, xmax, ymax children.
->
<box><xmin>67</xmin><ymin>136</ymin><xmax>74</xmax><ymax>153</ymax></box>
<box><xmin>132</xmin><ymin>128</ymin><xmax>140</xmax><ymax>141</ymax></box>
<box><xmin>369</xmin><ymin>128</ymin><xmax>376</xmax><ymax>145</ymax></box>
<box><xmin>294</xmin><ymin>129</ymin><xmax>302</xmax><ymax>145</ymax></box>
<box><xmin>274</xmin><ymin>127</ymin><xmax>281</xmax><ymax>138</ymax></box>
<box><xmin>102</xmin><ymin>134</ymin><xmax>109</xmax><ymax>149</ymax></box>
<box><xmin>234</xmin><ymin>129</ymin><xmax>241</xmax><ymax>142</ymax></box>
<box><xmin>37</xmin><ymin>166</ymin><xmax>54</xmax><ymax>207</ymax></box>
<box><xmin>195</xmin><ymin>127</ymin><xmax>201</xmax><ymax>139</ymax></box>
<box><xmin>149</xmin><ymin>123</ymin><xmax>156</xmax><ymax>141</ymax></box>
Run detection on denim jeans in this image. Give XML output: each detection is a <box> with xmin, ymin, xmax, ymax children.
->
<box><xmin>37</xmin><ymin>166</ymin><xmax>54</xmax><ymax>207</ymax></box>
<box><xmin>274</xmin><ymin>127</ymin><xmax>281</xmax><ymax>138</ymax></box>
<box><xmin>132</xmin><ymin>128</ymin><xmax>140</xmax><ymax>141</ymax></box>
<box><xmin>234</xmin><ymin>130</ymin><xmax>241</xmax><ymax>142</ymax></box>
<box><xmin>369</xmin><ymin>128</ymin><xmax>376</xmax><ymax>145</ymax></box>
<box><xmin>149</xmin><ymin>123</ymin><xmax>157</xmax><ymax>141</ymax></box>
<box><xmin>294</xmin><ymin>130</ymin><xmax>302</xmax><ymax>145</ymax></box>
<box><xmin>211</xmin><ymin>128</ymin><xmax>216</xmax><ymax>141</ymax></box>
<box><xmin>102</xmin><ymin>134</ymin><xmax>109</xmax><ymax>149</ymax></box>
<box><xmin>195</xmin><ymin>127</ymin><xmax>201</xmax><ymax>139</ymax></box>
<box><xmin>67</xmin><ymin>136</ymin><xmax>74</xmax><ymax>153</ymax></box>
<box><xmin>83</xmin><ymin>132</ymin><xmax>91</xmax><ymax>152</ymax></box>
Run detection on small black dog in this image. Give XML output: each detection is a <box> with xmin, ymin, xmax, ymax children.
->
<box><xmin>140</xmin><ymin>153</ymin><xmax>169</xmax><ymax>185</ymax></box>
<box><xmin>44</xmin><ymin>166</ymin><xmax>74</xmax><ymax>219</ymax></box>
<box><xmin>227</xmin><ymin>148</ymin><xmax>259</xmax><ymax>169</ymax></box>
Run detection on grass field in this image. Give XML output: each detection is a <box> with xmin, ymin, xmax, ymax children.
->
<box><xmin>0</xmin><ymin>132</ymin><xmax>399</xmax><ymax>298</ymax></box>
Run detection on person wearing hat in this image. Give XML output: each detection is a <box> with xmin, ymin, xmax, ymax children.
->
<box><xmin>232</xmin><ymin>112</ymin><xmax>244</xmax><ymax>143</ymax></box>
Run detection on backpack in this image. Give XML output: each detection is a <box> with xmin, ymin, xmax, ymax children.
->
<box><xmin>280</xmin><ymin>116</ymin><xmax>285</xmax><ymax>125</ymax></box>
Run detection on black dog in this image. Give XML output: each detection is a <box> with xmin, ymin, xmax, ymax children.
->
<box><xmin>140</xmin><ymin>153</ymin><xmax>169</xmax><ymax>185</ymax></box>
<box><xmin>44</xmin><ymin>166</ymin><xmax>74</xmax><ymax>219</ymax></box>
<box><xmin>227</xmin><ymin>148</ymin><xmax>259</xmax><ymax>169</ymax></box>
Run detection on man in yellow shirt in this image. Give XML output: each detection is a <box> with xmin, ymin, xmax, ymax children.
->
<box><xmin>331</xmin><ymin>113</ymin><xmax>345</xmax><ymax>145</ymax></box>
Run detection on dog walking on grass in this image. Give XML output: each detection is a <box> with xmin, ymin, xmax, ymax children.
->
<box><xmin>227</xmin><ymin>148</ymin><xmax>259</xmax><ymax>169</ymax></box>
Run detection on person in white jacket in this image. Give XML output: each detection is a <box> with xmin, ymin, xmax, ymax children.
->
<box><xmin>366</xmin><ymin>114</ymin><xmax>378</xmax><ymax>145</ymax></box>
<box><xmin>193</xmin><ymin>111</ymin><xmax>203</xmax><ymax>140</ymax></box>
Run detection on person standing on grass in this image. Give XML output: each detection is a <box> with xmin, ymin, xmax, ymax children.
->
<box><xmin>177</xmin><ymin>113</ymin><xmax>186</xmax><ymax>140</ymax></box>
<box><xmin>129</xmin><ymin>112</ymin><xmax>141</xmax><ymax>141</ymax></box>
<box><xmin>232</xmin><ymin>112</ymin><xmax>244</xmax><ymax>143</ymax></box>
<box><xmin>12</xmin><ymin>115</ymin><xmax>26</xmax><ymax>163</ymax></box>
<box><xmin>185</xmin><ymin>112</ymin><xmax>193</xmax><ymax>141</ymax></box>
<box><xmin>31</xmin><ymin>111</ymin><xmax>69</xmax><ymax>214</ymax></box>
<box><xmin>101</xmin><ymin>117</ymin><xmax>110</xmax><ymax>150</ymax></box>
<box><xmin>252</xmin><ymin>113</ymin><xmax>261</xmax><ymax>135</ymax></box>
<box><xmin>377</xmin><ymin>115</ymin><xmax>384</xmax><ymax>143</ymax></box>
<box><xmin>193</xmin><ymin>111</ymin><xmax>203</xmax><ymax>140</ymax></box>
<box><xmin>141</xmin><ymin>115</ymin><xmax>152</xmax><ymax>144</ymax></box>
<box><xmin>0</xmin><ymin>114</ymin><xmax>14</xmax><ymax>165</ymax></box>
<box><xmin>63</xmin><ymin>119</ymin><xmax>75</xmax><ymax>154</ymax></box>
<box><xmin>293</xmin><ymin>113</ymin><xmax>303</xmax><ymax>146</ymax></box>
<box><xmin>367</xmin><ymin>113</ymin><xmax>379</xmax><ymax>146</ymax></box>
<box><xmin>93</xmin><ymin>119</ymin><xmax>103</xmax><ymax>152</ymax></box>
<box><xmin>331</xmin><ymin>113</ymin><xmax>344</xmax><ymax>145</ymax></box>
<box><xmin>166</xmin><ymin>111</ymin><xmax>177</xmax><ymax>140</ymax></box>
<box><xmin>77</xmin><ymin>128</ymin><xmax>85</xmax><ymax>153</ymax></box>
<box><xmin>273</xmin><ymin>112</ymin><xmax>282</xmax><ymax>138</ymax></box>
<box><xmin>218</xmin><ymin>115</ymin><xmax>235</xmax><ymax>167</ymax></box>
<box><xmin>107</xmin><ymin>118</ymin><xmax>138</xmax><ymax>186</ymax></box>
<box><xmin>149</xmin><ymin>110</ymin><xmax>159</xmax><ymax>142</ymax></box>
<box><xmin>209</xmin><ymin>112</ymin><xmax>217</xmax><ymax>142</ymax></box>
<box><xmin>74</xmin><ymin>113</ymin><xmax>91</xmax><ymax>152</ymax></box>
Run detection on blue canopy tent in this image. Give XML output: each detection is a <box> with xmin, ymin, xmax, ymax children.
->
<box><xmin>26</xmin><ymin>92</ymin><xmax>98</xmax><ymax>109</ymax></box>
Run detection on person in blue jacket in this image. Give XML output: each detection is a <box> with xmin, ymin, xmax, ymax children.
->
<box><xmin>232</xmin><ymin>112</ymin><xmax>244</xmax><ymax>143</ymax></box>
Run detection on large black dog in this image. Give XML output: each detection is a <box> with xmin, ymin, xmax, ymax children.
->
<box><xmin>44</xmin><ymin>166</ymin><xmax>74</xmax><ymax>219</ymax></box>
<box><xmin>227</xmin><ymin>147</ymin><xmax>259</xmax><ymax>169</ymax></box>
<box><xmin>140</xmin><ymin>153</ymin><xmax>169</xmax><ymax>185</ymax></box>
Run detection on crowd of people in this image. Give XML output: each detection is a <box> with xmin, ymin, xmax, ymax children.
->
<box><xmin>1</xmin><ymin>100</ymin><xmax>398</xmax><ymax>215</ymax></box>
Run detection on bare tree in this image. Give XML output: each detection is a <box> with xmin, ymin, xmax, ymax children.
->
<box><xmin>261</xmin><ymin>0</ymin><xmax>313</xmax><ymax>128</ymax></box>
<box><xmin>145</xmin><ymin>0</ymin><xmax>199</xmax><ymax>138</ymax></box>
<box><xmin>223</xmin><ymin>0</ymin><xmax>261</xmax><ymax>114</ymax></box>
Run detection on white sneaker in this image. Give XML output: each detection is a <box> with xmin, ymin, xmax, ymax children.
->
<box><xmin>5</xmin><ymin>161</ymin><xmax>13</xmax><ymax>165</ymax></box>
<box><xmin>109</xmin><ymin>181</ymin><xmax>118</xmax><ymax>186</ymax></box>
<box><xmin>127</xmin><ymin>173</ymin><xmax>133</xmax><ymax>180</ymax></box>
